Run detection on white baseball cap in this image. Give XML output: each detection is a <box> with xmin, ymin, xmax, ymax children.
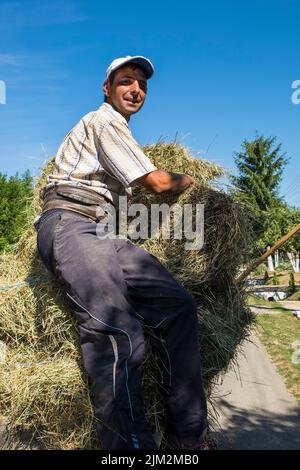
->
<box><xmin>105</xmin><ymin>56</ymin><xmax>154</xmax><ymax>81</ymax></box>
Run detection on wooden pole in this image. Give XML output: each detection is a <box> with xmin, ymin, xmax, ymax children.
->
<box><xmin>236</xmin><ymin>221</ymin><xmax>300</xmax><ymax>284</ymax></box>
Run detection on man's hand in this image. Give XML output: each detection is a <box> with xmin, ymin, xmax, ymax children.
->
<box><xmin>132</xmin><ymin>170</ymin><xmax>194</xmax><ymax>195</ymax></box>
<box><xmin>170</xmin><ymin>173</ymin><xmax>194</xmax><ymax>194</ymax></box>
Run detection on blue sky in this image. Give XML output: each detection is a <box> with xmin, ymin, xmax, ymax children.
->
<box><xmin>0</xmin><ymin>0</ymin><xmax>299</xmax><ymax>205</ymax></box>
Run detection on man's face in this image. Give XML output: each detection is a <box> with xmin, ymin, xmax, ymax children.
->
<box><xmin>103</xmin><ymin>65</ymin><xmax>147</xmax><ymax>120</ymax></box>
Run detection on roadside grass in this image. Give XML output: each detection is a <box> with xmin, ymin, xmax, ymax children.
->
<box><xmin>247</xmin><ymin>294</ymin><xmax>291</xmax><ymax>313</ymax></box>
<box><xmin>255</xmin><ymin>312</ymin><xmax>300</xmax><ymax>404</ymax></box>
<box><xmin>286</xmin><ymin>290</ymin><xmax>300</xmax><ymax>301</ymax></box>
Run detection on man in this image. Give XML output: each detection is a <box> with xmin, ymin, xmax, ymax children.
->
<box><xmin>35</xmin><ymin>56</ymin><xmax>209</xmax><ymax>450</ymax></box>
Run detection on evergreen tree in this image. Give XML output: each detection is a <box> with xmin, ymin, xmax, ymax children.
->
<box><xmin>231</xmin><ymin>135</ymin><xmax>291</xmax><ymax>259</ymax></box>
<box><xmin>289</xmin><ymin>272</ymin><xmax>296</xmax><ymax>295</ymax></box>
<box><xmin>231</xmin><ymin>134</ymin><xmax>288</xmax><ymax>212</ymax></box>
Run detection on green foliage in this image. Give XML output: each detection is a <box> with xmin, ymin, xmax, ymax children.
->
<box><xmin>275</xmin><ymin>260</ymin><xmax>291</xmax><ymax>272</ymax></box>
<box><xmin>272</xmin><ymin>273</ymin><xmax>280</xmax><ymax>285</ymax></box>
<box><xmin>0</xmin><ymin>170</ymin><xmax>34</xmax><ymax>253</ymax></box>
<box><xmin>254</xmin><ymin>263</ymin><xmax>268</xmax><ymax>276</ymax></box>
<box><xmin>280</xmin><ymin>207</ymin><xmax>300</xmax><ymax>253</ymax></box>
<box><xmin>231</xmin><ymin>134</ymin><xmax>288</xmax><ymax>212</ymax></box>
<box><xmin>288</xmin><ymin>272</ymin><xmax>296</xmax><ymax>295</ymax></box>
<box><xmin>256</xmin><ymin>204</ymin><xmax>297</xmax><ymax>251</ymax></box>
<box><xmin>230</xmin><ymin>134</ymin><xmax>298</xmax><ymax>256</ymax></box>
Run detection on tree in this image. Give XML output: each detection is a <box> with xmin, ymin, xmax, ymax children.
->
<box><xmin>231</xmin><ymin>134</ymin><xmax>288</xmax><ymax>213</ymax></box>
<box><xmin>289</xmin><ymin>272</ymin><xmax>296</xmax><ymax>295</ymax></box>
<box><xmin>257</xmin><ymin>204</ymin><xmax>300</xmax><ymax>271</ymax></box>
<box><xmin>0</xmin><ymin>170</ymin><xmax>34</xmax><ymax>253</ymax></box>
<box><xmin>231</xmin><ymin>135</ymin><xmax>292</xmax><ymax>267</ymax></box>
<box><xmin>280</xmin><ymin>206</ymin><xmax>300</xmax><ymax>272</ymax></box>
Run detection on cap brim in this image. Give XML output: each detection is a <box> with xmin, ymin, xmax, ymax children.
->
<box><xmin>109</xmin><ymin>56</ymin><xmax>154</xmax><ymax>80</ymax></box>
<box><xmin>125</xmin><ymin>57</ymin><xmax>154</xmax><ymax>79</ymax></box>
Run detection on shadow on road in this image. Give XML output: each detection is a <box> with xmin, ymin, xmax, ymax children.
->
<box><xmin>213</xmin><ymin>397</ymin><xmax>300</xmax><ymax>450</ymax></box>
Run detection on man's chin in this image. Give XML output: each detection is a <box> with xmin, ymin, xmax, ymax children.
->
<box><xmin>112</xmin><ymin>102</ymin><xmax>142</xmax><ymax>118</ymax></box>
<box><xmin>124</xmin><ymin>102</ymin><xmax>143</xmax><ymax>112</ymax></box>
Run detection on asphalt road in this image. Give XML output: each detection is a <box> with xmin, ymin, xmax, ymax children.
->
<box><xmin>211</xmin><ymin>332</ymin><xmax>300</xmax><ymax>450</ymax></box>
<box><xmin>279</xmin><ymin>300</ymin><xmax>300</xmax><ymax>313</ymax></box>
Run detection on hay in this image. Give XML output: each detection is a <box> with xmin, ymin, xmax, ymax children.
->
<box><xmin>0</xmin><ymin>143</ymin><xmax>254</xmax><ymax>449</ymax></box>
<box><xmin>0</xmin><ymin>349</ymin><xmax>94</xmax><ymax>449</ymax></box>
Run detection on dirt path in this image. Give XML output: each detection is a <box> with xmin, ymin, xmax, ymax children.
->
<box><xmin>211</xmin><ymin>332</ymin><xmax>300</xmax><ymax>449</ymax></box>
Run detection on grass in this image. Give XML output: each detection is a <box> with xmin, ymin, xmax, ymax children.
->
<box><xmin>256</xmin><ymin>312</ymin><xmax>300</xmax><ymax>404</ymax></box>
<box><xmin>286</xmin><ymin>290</ymin><xmax>300</xmax><ymax>301</ymax></box>
<box><xmin>247</xmin><ymin>294</ymin><xmax>290</xmax><ymax>313</ymax></box>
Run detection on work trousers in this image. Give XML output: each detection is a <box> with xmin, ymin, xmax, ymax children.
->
<box><xmin>36</xmin><ymin>208</ymin><xmax>208</xmax><ymax>450</ymax></box>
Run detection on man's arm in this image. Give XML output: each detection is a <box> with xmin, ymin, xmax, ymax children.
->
<box><xmin>98</xmin><ymin>119</ymin><xmax>193</xmax><ymax>194</ymax></box>
<box><xmin>132</xmin><ymin>170</ymin><xmax>194</xmax><ymax>194</ymax></box>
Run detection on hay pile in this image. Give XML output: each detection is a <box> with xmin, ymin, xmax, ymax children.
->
<box><xmin>0</xmin><ymin>143</ymin><xmax>254</xmax><ymax>449</ymax></box>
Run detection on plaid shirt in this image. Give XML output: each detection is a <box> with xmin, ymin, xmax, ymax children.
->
<box><xmin>43</xmin><ymin>102</ymin><xmax>157</xmax><ymax>207</ymax></box>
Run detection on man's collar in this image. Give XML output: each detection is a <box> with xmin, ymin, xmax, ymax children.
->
<box><xmin>99</xmin><ymin>102</ymin><xmax>129</xmax><ymax>124</ymax></box>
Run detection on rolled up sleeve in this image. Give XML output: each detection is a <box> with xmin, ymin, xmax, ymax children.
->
<box><xmin>98</xmin><ymin>119</ymin><xmax>157</xmax><ymax>187</ymax></box>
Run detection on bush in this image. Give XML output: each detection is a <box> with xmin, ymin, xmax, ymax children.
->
<box><xmin>0</xmin><ymin>171</ymin><xmax>34</xmax><ymax>253</ymax></box>
<box><xmin>254</xmin><ymin>263</ymin><xmax>268</xmax><ymax>276</ymax></box>
<box><xmin>275</xmin><ymin>261</ymin><xmax>291</xmax><ymax>272</ymax></box>
<box><xmin>289</xmin><ymin>272</ymin><xmax>296</xmax><ymax>295</ymax></box>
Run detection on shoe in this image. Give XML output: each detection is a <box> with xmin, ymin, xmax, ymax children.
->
<box><xmin>162</xmin><ymin>428</ymin><xmax>217</xmax><ymax>450</ymax></box>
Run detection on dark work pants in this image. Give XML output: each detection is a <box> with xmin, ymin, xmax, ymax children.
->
<box><xmin>36</xmin><ymin>208</ymin><xmax>207</xmax><ymax>450</ymax></box>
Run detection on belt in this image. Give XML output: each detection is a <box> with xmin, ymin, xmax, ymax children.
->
<box><xmin>41</xmin><ymin>184</ymin><xmax>114</xmax><ymax>222</ymax></box>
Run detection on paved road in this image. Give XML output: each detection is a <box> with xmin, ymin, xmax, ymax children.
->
<box><xmin>278</xmin><ymin>300</ymin><xmax>300</xmax><ymax>312</ymax></box>
<box><xmin>250</xmin><ymin>300</ymin><xmax>300</xmax><ymax>317</ymax></box>
<box><xmin>211</xmin><ymin>332</ymin><xmax>300</xmax><ymax>450</ymax></box>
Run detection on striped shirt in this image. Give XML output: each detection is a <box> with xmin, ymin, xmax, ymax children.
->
<box><xmin>43</xmin><ymin>102</ymin><xmax>157</xmax><ymax>207</ymax></box>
